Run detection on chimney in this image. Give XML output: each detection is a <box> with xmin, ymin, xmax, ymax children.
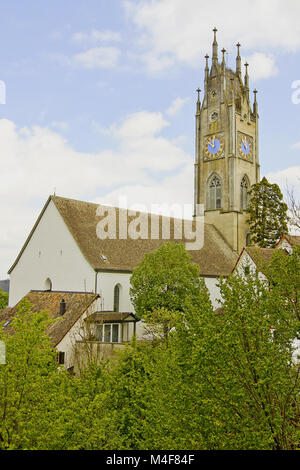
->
<box><xmin>60</xmin><ymin>299</ymin><xmax>66</xmax><ymax>316</ymax></box>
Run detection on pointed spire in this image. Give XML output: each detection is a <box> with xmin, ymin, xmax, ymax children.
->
<box><xmin>205</xmin><ymin>54</ymin><xmax>209</xmax><ymax>69</ymax></box>
<box><xmin>221</xmin><ymin>48</ymin><xmax>226</xmax><ymax>71</ymax></box>
<box><xmin>212</xmin><ymin>28</ymin><xmax>218</xmax><ymax>63</ymax></box>
<box><xmin>244</xmin><ymin>62</ymin><xmax>249</xmax><ymax>89</ymax></box>
<box><xmin>253</xmin><ymin>89</ymin><xmax>258</xmax><ymax>114</ymax></box>
<box><xmin>205</xmin><ymin>54</ymin><xmax>209</xmax><ymax>81</ymax></box>
<box><xmin>236</xmin><ymin>42</ymin><xmax>241</xmax><ymax>77</ymax></box>
<box><xmin>196</xmin><ymin>88</ymin><xmax>201</xmax><ymax>114</ymax></box>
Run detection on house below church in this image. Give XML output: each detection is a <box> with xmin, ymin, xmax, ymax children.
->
<box><xmin>0</xmin><ymin>290</ymin><xmax>138</xmax><ymax>373</ymax></box>
<box><xmin>232</xmin><ymin>240</ymin><xmax>300</xmax><ymax>363</ymax></box>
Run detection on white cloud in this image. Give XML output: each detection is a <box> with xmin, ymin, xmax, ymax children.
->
<box><xmin>72</xmin><ymin>30</ymin><xmax>122</xmax><ymax>45</ymax></box>
<box><xmin>115</xmin><ymin>111</ymin><xmax>169</xmax><ymax>139</ymax></box>
<box><xmin>124</xmin><ymin>0</ymin><xmax>300</xmax><ymax>72</ymax></box>
<box><xmin>291</xmin><ymin>142</ymin><xmax>300</xmax><ymax>150</ymax></box>
<box><xmin>72</xmin><ymin>46</ymin><xmax>121</xmax><ymax>69</ymax></box>
<box><xmin>0</xmin><ymin>114</ymin><xmax>191</xmax><ymax>278</ymax></box>
<box><xmin>242</xmin><ymin>53</ymin><xmax>278</xmax><ymax>80</ymax></box>
<box><xmin>94</xmin><ymin>163</ymin><xmax>194</xmax><ymax>218</ymax></box>
<box><xmin>267</xmin><ymin>165</ymin><xmax>300</xmax><ymax>197</ymax></box>
<box><xmin>166</xmin><ymin>97</ymin><xmax>189</xmax><ymax>117</ymax></box>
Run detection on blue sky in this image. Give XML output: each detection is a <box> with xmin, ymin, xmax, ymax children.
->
<box><xmin>0</xmin><ymin>0</ymin><xmax>300</xmax><ymax>278</ymax></box>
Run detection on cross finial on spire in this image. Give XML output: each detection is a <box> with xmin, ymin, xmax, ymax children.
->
<box><xmin>212</xmin><ymin>28</ymin><xmax>218</xmax><ymax>63</ymax></box>
<box><xmin>221</xmin><ymin>48</ymin><xmax>226</xmax><ymax>63</ymax></box>
<box><xmin>205</xmin><ymin>54</ymin><xmax>209</xmax><ymax>71</ymax></box>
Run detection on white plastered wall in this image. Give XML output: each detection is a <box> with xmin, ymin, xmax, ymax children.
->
<box><xmin>56</xmin><ymin>298</ymin><xmax>98</xmax><ymax>370</ymax></box>
<box><xmin>9</xmin><ymin>200</ymin><xmax>95</xmax><ymax>307</ymax></box>
<box><xmin>96</xmin><ymin>272</ymin><xmax>133</xmax><ymax>312</ymax></box>
<box><xmin>204</xmin><ymin>277</ymin><xmax>222</xmax><ymax>310</ymax></box>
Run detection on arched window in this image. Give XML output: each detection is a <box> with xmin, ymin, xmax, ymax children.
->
<box><xmin>208</xmin><ymin>175</ymin><xmax>222</xmax><ymax>210</ymax></box>
<box><xmin>240</xmin><ymin>176</ymin><xmax>249</xmax><ymax>211</ymax></box>
<box><xmin>44</xmin><ymin>278</ymin><xmax>52</xmax><ymax>291</ymax></box>
<box><xmin>113</xmin><ymin>284</ymin><xmax>120</xmax><ymax>312</ymax></box>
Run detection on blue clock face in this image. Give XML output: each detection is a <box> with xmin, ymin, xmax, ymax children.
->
<box><xmin>208</xmin><ymin>136</ymin><xmax>221</xmax><ymax>154</ymax></box>
<box><xmin>241</xmin><ymin>137</ymin><xmax>250</xmax><ymax>155</ymax></box>
<box><xmin>204</xmin><ymin>134</ymin><xmax>224</xmax><ymax>159</ymax></box>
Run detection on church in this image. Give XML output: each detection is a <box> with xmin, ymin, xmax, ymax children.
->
<box><xmin>1</xmin><ymin>30</ymin><xmax>265</xmax><ymax>371</ymax></box>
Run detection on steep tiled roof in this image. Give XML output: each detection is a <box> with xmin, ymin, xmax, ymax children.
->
<box><xmin>0</xmin><ymin>291</ymin><xmax>98</xmax><ymax>346</ymax></box>
<box><xmin>232</xmin><ymin>246</ymin><xmax>289</xmax><ymax>276</ymax></box>
<box><xmin>284</xmin><ymin>235</ymin><xmax>300</xmax><ymax>247</ymax></box>
<box><xmin>276</xmin><ymin>234</ymin><xmax>300</xmax><ymax>249</ymax></box>
<box><xmin>244</xmin><ymin>247</ymin><xmax>275</xmax><ymax>266</ymax></box>
<box><xmin>86</xmin><ymin>312</ymin><xmax>137</xmax><ymax>323</ymax></box>
<box><xmin>51</xmin><ymin>196</ymin><xmax>237</xmax><ymax>276</ymax></box>
<box><xmin>8</xmin><ymin>195</ymin><xmax>237</xmax><ymax>277</ymax></box>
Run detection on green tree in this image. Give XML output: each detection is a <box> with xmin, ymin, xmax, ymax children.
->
<box><xmin>105</xmin><ymin>285</ymin><xmax>215</xmax><ymax>450</ymax></box>
<box><xmin>130</xmin><ymin>242</ymin><xmax>208</xmax><ymax>343</ymax></box>
<box><xmin>0</xmin><ymin>299</ymin><xmax>121</xmax><ymax>450</ymax></box>
<box><xmin>103</xmin><ymin>248</ymin><xmax>300</xmax><ymax>450</ymax></box>
<box><xmin>0</xmin><ymin>299</ymin><xmax>60</xmax><ymax>448</ymax></box>
<box><xmin>265</xmin><ymin>246</ymin><xmax>300</xmax><ymax>324</ymax></box>
<box><xmin>0</xmin><ymin>289</ymin><xmax>8</xmax><ymax>310</ymax></box>
<box><xmin>104</xmin><ymin>338</ymin><xmax>212</xmax><ymax>450</ymax></box>
<box><xmin>174</xmin><ymin>270</ymin><xmax>300</xmax><ymax>449</ymax></box>
<box><xmin>246</xmin><ymin>177</ymin><xmax>289</xmax><ymax>247</ymax></box>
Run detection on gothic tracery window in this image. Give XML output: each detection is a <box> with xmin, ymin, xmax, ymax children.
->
<box><xmin>208</xmin><ymin>175</ymin><xmax>222</xmax><ymax>210</ymax></box>
<box><xmin>240</xmin><ymin>176</ymin><xmax>249</xmax><ymax>211</ymax></box>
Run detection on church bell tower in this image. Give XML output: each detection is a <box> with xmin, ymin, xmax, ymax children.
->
<box><xmin>194</xmin><ymin>29</ymin><xmax>260</xmax><ymax>252</ymax></box>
